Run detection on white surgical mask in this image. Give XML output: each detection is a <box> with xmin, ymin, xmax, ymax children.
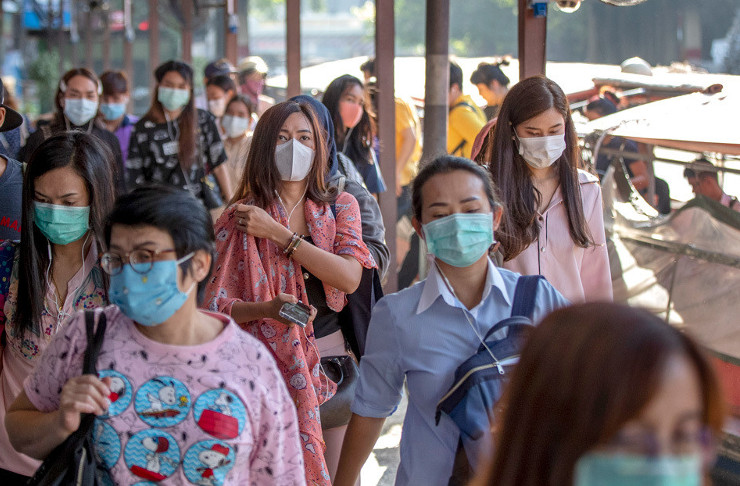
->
<box><xmin>275</xmin><ymin>139</ymin><xmax>314</xmax><ymax>181</ymax></box>
<box><xmin>64</xmin><ymin>98</ymin><xmax>99</xmax><ymax>126</ymax></box>
<box><xmin>516</xmin><ymin>133</ymin><xmax>566</xmax><ymax>169</ymax></box>
<box><xmin>208</xmin><ymin>98</ymin><xmax>227</xmax><ymax>118</ymax></box>
<box><xmin>221</xmin><ymin>115</ymin><xmax>250</xmax><ymax>139</ymax></box>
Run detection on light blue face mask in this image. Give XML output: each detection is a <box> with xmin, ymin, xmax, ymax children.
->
<box><xmin>64</xmin><ymin>98</ymin><xmax>99</xmax><ymax>126</ymax></box>
<box><xmin>158</xmin><ymin>87</ymin><xmax>191</xmax><ymax>112</ymax></box>
<box><xmin>100</xmin><ymin>102</ymin><xmax>126</xmax><ymax>121</ymax></box>
<box><xmin>574</xmin><ymin>453</ymin><xmax>702</xmax><ymax>486</ymax></box>
<box><xmin>33</xmin><ymin>201</ymin><xmax>90</xmax><ymax>245</ymax></box>
<box><xmin>422</xmin><ymin>213</ymin><xmax>494</xmax><ymax>267</ymax></box>
<box><xmin>109</xmin><ymin>253</ymin><xmax>195</xmax><ymax>326</ymax></box>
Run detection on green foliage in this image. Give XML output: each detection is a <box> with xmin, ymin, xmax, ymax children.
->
<box><xmin>28</xmin><ymin>46</ymin><xmax>63</xmax><ymax>114</ymax></box>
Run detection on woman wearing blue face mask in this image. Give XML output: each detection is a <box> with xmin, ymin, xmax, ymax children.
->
<box><xmin>205</xmin><ymin>100</ymin><xmax>378</xmax><ymax>485</ymax></box>
<box><xmin>126</xmin><ymin>60</ymin><xmax>233</xmax><ymax>210</ymax></box>
<box><xmin>6</xmin><ymin>185</ymin><xmax>306</xmax><ymax>485</ymax></box>
<box><xmin>99</xmin><ymin>70</ymin><xmax>139</xmax><ymax>163</ymax></box>
<box><xmin>472</xmin><ymin>302</ymin><xmax>724</xmax><ymax>486</ymax></box>
<box><xmin>333</xmin><ymin>155</ymin><xmax>568</xmax><ymax>486</ymax></box>
<box><xmin>0</xmin><ymin>132</ymin><xmax>116</xmax><ymax>483</ymax></box>
<box><xmin>18</xmin><ymin>69</ymin><xmax>125</xmax><ymax>192</ymax></box>
<box><xmin>478</xmin><ymin>75</ymin><xmax>612</xmax><ymax>304</ymax></box>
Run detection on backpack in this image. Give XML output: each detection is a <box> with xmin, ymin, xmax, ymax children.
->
<box><xmin>449</xmin><ymin>101</ymin><xmax>480</xmax><ymax>156</ymax></box>
<box><xmin>435</xmin><ymin>275</ymin><xmax>543</xmax><ymax>485</ymax></box>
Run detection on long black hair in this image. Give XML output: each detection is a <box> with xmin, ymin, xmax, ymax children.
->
<box><xmin>321</xmin><ymin>75</ymin><xmax>375</xmax><ymax>168</ymax></box>
<box><xmin>146</xmin><ymin>60</ymin><xmax>197</xmax><ymax>170</ymax></box>
<box><xmin>105</xmin><ymin>185</ymin><xmax>215</xmax><ymax>303</ymax></box>
<box><xmin>15</xmin><ymin>132</ymin><xmax>116</xmax><ymax>337</ymax></box>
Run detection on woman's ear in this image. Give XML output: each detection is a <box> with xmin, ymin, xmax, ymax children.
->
<box><xmin>411</xmin><ymin>216</ymin><xmax>425</xmax><ymax>242</ymax></box>
<box><xmin>492</xmin><ymin>205</ymin><xmax>504</xmax><ymax>232</ymax></box>
<box><xmin>189</xmin><ymin>249</ymin><xmax>213</xmax><ymax>283</ymax></box>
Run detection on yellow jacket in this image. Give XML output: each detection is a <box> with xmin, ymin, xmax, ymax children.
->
<box><xmin>447</xmin><ymin>94</ymin><xmax>487</xmax><ymax>159</ymax></box>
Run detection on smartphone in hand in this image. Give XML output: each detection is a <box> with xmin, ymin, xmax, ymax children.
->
<box><xmin>279</xmin><ymin>302</ymin><xmax>312</xmax><ymax>328</ymax></box>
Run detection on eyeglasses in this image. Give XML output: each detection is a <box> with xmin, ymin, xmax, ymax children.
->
<box><xmin>100</xmin><ymin>249</ymin><xmax>177</xmax><ymax>276</ymax></box>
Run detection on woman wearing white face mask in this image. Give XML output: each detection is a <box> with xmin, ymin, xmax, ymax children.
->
<box><xmin>126</xmin><ymin>60</ymin><xmax>233</xmax><ymax>209</ymax></box>
<box><xmin>480</xmin><ymin>75</ymin><xmax>612</xmax><ymax>303</ymax></box>
<box><xmin>204</xmin><ymin>101</ymin><xmax>377</xmax><ymax>486</ymax></box>
<box><xmin>19</xmin><ymin>69</ymin><xmax>124</xmax><ymax>192</ymax></box>
<box><xmin>220</xmin><ymin>95</ymin><xmax>254</xmax><ymax>193</ymax></box>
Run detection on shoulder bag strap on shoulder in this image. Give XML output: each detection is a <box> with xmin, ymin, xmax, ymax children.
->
<box><xmin>510</xmin><ymin>275</ymin><xmax>544</xmax><ymax>319</ymax></box>
<box><xmin>83</xmin><ymin>310</ymin><xmax>107</xmax><ymax>375</ymax></box>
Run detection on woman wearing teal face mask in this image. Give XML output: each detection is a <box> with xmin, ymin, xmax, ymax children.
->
<box><xmin>126</xmin><ymin>60</ymin><xmax>233</xmax><ymax>212</ymax></box>
<box><xmin>472</xmin><ymin>303</ymin><xmax>724</xmax><ymax>486</ymax></box>
<box><xmin>333</xmin><ymin>155</ymin><xmax>568</xmax><ymax>486</ymax></box>
<box><xmin>18</xmin><ymin>68</ymin><xmax>124</xmax><ymax>192</ymax></box>
<box><xmin>6</xmin><ymin>186</ymin><xmax>306</xmax><ymax>485</ymax></box>
<box><xmin>0</xmin><ymin>132</ymin><xmax>116</xmax><ymax>483</ymax></box>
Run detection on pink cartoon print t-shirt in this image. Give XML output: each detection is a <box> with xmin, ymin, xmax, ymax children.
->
<box><xmin>24</xmin><ymin>306</ymin><xmax>306</xmax><ymax>486</ymax></box>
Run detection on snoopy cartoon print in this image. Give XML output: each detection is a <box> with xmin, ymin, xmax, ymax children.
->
<box><xmin>124</xmin><ymin>430</ymin><xmax>180</xmax><ymax>482</ymax></box>
<box><xmin>183</xmin><ymin>440</ymin><xmax>235</xmax><ymax>486</ymax></box>
<box><xmin>134</xmin><ymin>377</ymin><xmax>191</xmax><ymax>427</ymax></box>
<box><xmin>98</xmin><ymin>370</ymin><xmax>132</xmax><ymax>418</ymax></box>
<box><xmin>193</xmin><ymin>389</ymin><xmax>247</xmax><ymax>440</ymax></box>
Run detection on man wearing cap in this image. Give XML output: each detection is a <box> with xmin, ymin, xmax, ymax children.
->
<box><xmin>684</xmin><ymin>158</ymin><xmax>740</xmax><ymax>212</ymax></box>
<box><xmin>196</xmin><ymin>58</ymin><xmax>237</xmax><ymax>111</ymax></box>
<box><xmin>0</xmin><ymin>78</ymin><xmax>24</xmax><ymax>241</ymax></box>
<box><xmin>237</xmin><ymin>56</ymin><xmax>274</xmax><ymax>117</ymax></box>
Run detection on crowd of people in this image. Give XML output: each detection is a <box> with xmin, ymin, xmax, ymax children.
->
<box><xmin>0</xmin><ymin>52</ymin><xmax>733</xmax><ymax>486</ymax></box>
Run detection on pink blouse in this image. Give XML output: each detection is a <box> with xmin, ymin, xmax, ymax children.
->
<box><xmin>503</xmin><ymin>170</ymin><xmax>613</xmax><ymax>303</ymax></box>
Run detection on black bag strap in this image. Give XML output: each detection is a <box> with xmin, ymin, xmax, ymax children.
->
<box><xmin>510</xmin><ymin>275</ymin><xmax>543</xmax><ymax>319</ymax></box>
<box><xmin>83</xmin><ymin>310</ymin><xmax>107</xmax><ymax>376</ymax></box>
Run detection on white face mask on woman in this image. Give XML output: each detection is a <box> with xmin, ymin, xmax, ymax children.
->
<box><xmin>275</xmin><ymin>139</ymin><xmax>314</xmax><ymax>181</ymax></box>
<box><xmin>516</xmin><ymin>133</ymin><xmax>566</xmax><ymax>169</ymax></box>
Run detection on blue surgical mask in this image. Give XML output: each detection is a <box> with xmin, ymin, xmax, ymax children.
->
<box><xmin>158</xmin><ymin>87</ymin><xmax>191</xmax><ymax>112</ymax></box>
<box><xmin>33</xmin><ymin>201</ymin><xmax>90</xmax><ymax>245</ymax></box>
<box><xmin>100</xmin><ymin>102</ymin><xmax>127</xmax><ymax>121</ymax></box>
<box><xmin>64</xmin><ymin>98</ymin><xmax>99</xmax><ymax>126</ymax></box>
<box><xmin>422</xmin><ymin>213</ymin><xmax>494</xmax><ymax>267</ymax></box>
<box><xmin>574</xmin><ymin>453</ymin><xmax>702</xmax><ymax>486</ymax></box>
<box><xmin>109</xmin><ymin>253</ymin><xmax>195</xmax><ymax>326</ymax></box>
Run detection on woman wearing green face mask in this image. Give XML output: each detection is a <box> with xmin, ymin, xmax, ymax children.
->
<box><xmin>472</xmin><ymin>303</ymin><xmax>724</xmax><ymax>486</ymax></box>
<box><xmin>333</xmin><ymin>156</ymin><xmax>568</xmax><ymax>486</ymax></box>
<box><xmin>0</xmin><ymin>132</ymin><xmax>116</xmax><ymax>483</ymax></box>
<box><xmin>18</xmin><ymin>68</ymin><xmax>125</xmax><ymax>195</ymax></box>
<box><xmin>126</xmin><ymin>60</ymin><xmax>233</xmax><ymax>212</ymax></box>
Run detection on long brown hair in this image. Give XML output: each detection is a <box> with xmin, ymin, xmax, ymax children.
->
<box><xmin>475</xmin><ymin>303</ymin><xmax>725</xmax><ymax>486</ymax></box>
<box><xmin>53</xmin><ymin>67</ymin><xmax>100</xmax><ymax>127</ymax></box>
<box><xmin>483</xmin><ymin>75</ymin><xmax>592</xmax><ymax>261</ymax></box>
<box><xmin>145</xmin><ymin>60</ymin><xmax>197</xmax><ymax>170</ymax></box>
<box><xmin>231</xmin><ymin>100</ymin><xmax>332</xmax><ymax>209</ymax></box>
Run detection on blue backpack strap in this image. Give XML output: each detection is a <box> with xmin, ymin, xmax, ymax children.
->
<box><xmin>509</xmin><ymin>275</ymin><xmax>544</xmax><ymax>319</ymax></box>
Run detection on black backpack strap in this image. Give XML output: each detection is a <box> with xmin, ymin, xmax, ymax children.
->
<box><xmin>83</xmin><ymin>310</ymin><xmax>107</xmax><ymax>375</ymax></box>
<box><xmin>510</xmin><ymin>275</ymin><xmax>544</xmax><ymax>319</ymax></box>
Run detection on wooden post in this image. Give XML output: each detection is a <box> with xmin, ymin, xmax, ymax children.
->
<box><xmin>518</xmin><ymin>0</ymin><xmax>547</xmax><ymax>79</ymax></box>
<box><xmin>375</xmin><ymin>0</ymin><xmax>397</xmax><ymax>292</ymax></box>
<box><xmin>85</xmin><ymin>9</ymin><xmax>93</xmax><ymax>69</ymax></box>
<box><xmin>286</xmin><ymin>0</ymin><xmax>301</xmax><ymax>98</ymax></box>
<box><xmin>224</xmin><ymin>0</ymin><xmax>238</xmax><ymax>65</ymax></box>
<box><xmin>103</xmin><ymin>9</ymin><xmax>111</xmax><ymax>71</ymax></box>
<box><xmin>182</xmin><ymin>0</ymin><xmax>193</xmax><ymax>63</ymax></box>
<box><xmin>420</xmin><ymin>0</ymin><xmax>449</xmax><ymax>167</ymax></box>
<box><xmin>149</xmin><ymin>0</ymin><xmax>160</xmax><ymax>89</ymax></box>
<box><xmin>124</xmin><ymin>0</ymin><xmax>134</xmax><ymax>112</ymax></box>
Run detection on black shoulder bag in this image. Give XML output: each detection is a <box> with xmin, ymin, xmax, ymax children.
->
<box><xmin>27</xmin><ymin>310</ymin><xmax>111</xmax><ymax>486</ymax></box>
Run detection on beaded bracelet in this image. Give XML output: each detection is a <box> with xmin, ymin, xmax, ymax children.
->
<box><xmin>283</xmin><ymin>232</ymin><xmax>302</xmax><ymax>258</ymax></box>
<box><xmin>287</xmin><ymin>236</ymin><xmax>302</xmax><ymax>258</ymax></box>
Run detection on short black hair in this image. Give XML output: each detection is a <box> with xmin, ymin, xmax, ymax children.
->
<box><xmin>470</xmin><ymin>61</ymin><xmax>510</xmax><ymax>88</ymax></box>
<box><xmin>105</xmin><ymin>185</ymin><xmax>215</xmax><ymax>303</ymax></box>
<box><xmin>412</xmin><ymin>155</ymin><xmax>500</xmax><ymax>221</ymax></box>
<box><xmin>684</xmin><ymin>158</ymin><xmax>718</xmax><ymax>181</ymax></box>
<box><xmin>100</xmin><ymin>70</ymin><xmax>129</xmax><ymax>96</ymax></box>
<box><xmin>586</xmin><ymin>98</ymin><xmax>617</xmax><ymax>118</ymax></box>
<box><xmin>449</xmin><ymin>61</ymin><xmax>463</xmax><ymax>90</ymax></box>
<box><xmin>360</xmin><ymin>58</ymin><xmax>375</xmax><ymax>77</ymax></box>
<box><xmin>206</xmin><ymin>74</ymin><xmax>237</xmax><ymax>94</ymax></box>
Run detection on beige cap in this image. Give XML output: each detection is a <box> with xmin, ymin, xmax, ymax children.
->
<box><xmin>237</xmin><ymin>56</ymin><xmax>269</xmax><ymax>76</ymax></box>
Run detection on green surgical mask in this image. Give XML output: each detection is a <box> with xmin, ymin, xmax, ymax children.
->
<box><xmin>158</xmin><ymin>87</ymin><xmax>190</xmax><ymax>112</ymax></box>
<box><xmin>33</xmin><ymin>201</ymin><xmax>90</xmax><ymax>245</ymax></box>
<box><xmin>422</xmin><ymin>213</ymin><xmax>494</xmax><ymax>267</ymax></box>
<box><xmin>574</xmin><ymin>453</ymin><xmax>702</xmax><ymax>486</ymax></box>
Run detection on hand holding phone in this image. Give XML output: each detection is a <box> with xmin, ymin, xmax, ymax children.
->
<box><xmin>279</xmin><ymin>302</ymin><xmax>312</xmax><ymax>328</ymax></box>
